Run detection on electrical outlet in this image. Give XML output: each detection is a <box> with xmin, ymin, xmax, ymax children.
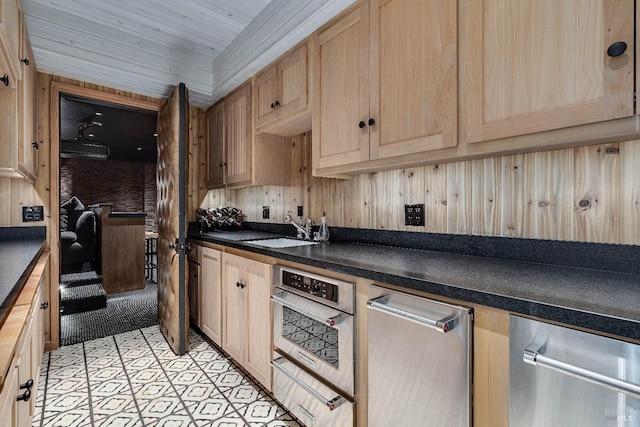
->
<box><xmin>404</xmin><ymin>204</ymin><xmax>425</xmax><ymax>226</ymax></box>
<box><xmin>262</xmin><ymin>206</ymin><xmax>270</xmax><ymax>219</ymax></box>
<box><xmin>23</xmin><ymin>206</ymin><xmax>44</xmax><ymax>222</ymax></box>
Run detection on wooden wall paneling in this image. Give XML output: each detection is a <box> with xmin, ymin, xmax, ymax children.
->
<box><xmin>474</xmin><ymin>157</ymin><xmax>500</xmax><ymax>237</ymax></box>
<box><xmin>446</xmin><ymin>161</ymin><xmax>473</xmax><ymax>235</ymax></box>
<box><xmin>620</xmin><ymin>140</ymin><xmax>640</xmax><ymax>245</ymax></box>
<box><xmin>528</xmin><ymin>150</ymin><xmax>574</xmax><ymax>241</ymax></box>
<box><xmin>573</xmin><ymin>144</ymin><xmax>620</xmax><ymax>243</ymax></box>
<box><xmin>0</xmin><ymin>179</ymin><xmax>12</xmax><ymax>226</ymax></box>
<box><xmin>499</xmin><ymin>155</ymin><xmax>526</xmax><ymax>238</ymax></box>
<box><xmin>371</xmin><ymin>169</ymin><xmax>403</xmax><ymax>230</ymax></box>
<box><xmin>356</xmin><ymin>173</ymin><xmax>374</xmax><ymax>229</ymax></box>
<box><xmin>187</xmin><ymin>106</ymin><xmax>207</xmax><ymax>222</ymax></box>
<box><xmin>268</xmin><ymin>186</ymin><xmax>285</xmax><ymax>223</ymax></box>
<box><xmin>423</xmin><ymin>164</ymin><xmax>447</xmax><ymax>233</ymax></box>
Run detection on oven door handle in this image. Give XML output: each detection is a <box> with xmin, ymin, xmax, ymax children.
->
<box><xmin>271</xmin><ymin>292</ymin><xmax>343</xmax><ymax>327</ymax></box>
<box><xmin>272</xmin><ymin>358</ymin><xmax>344</xmax><ymax>411</ymax></box>
<box><xmin>367</xmin><ymin>296</ymin><xmax>457</xmax><ymax>333</ymax></box>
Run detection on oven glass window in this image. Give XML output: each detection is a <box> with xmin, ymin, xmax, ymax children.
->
<box><xmin>282</xmin><ymin>306</ymin><xmax>339</xmax><ymax>368</ymax></box>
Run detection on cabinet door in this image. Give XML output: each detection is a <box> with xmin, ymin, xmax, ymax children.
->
<box><xmin>16</xmin><ymin>320</ymin><xmax>32</xmax><ymax>427</ymax></box>
<box><xmin>0</xmin><ymin>0</ymin><xmax>21</xmax><ymax>82</ymax></box>
<box><xmin>0</xmin><ymin>362</ymin><xmax>17</xmax><ymax>427</ymax></box>
<box><xmin>460</xmin><ymin>0</ymin><xmax>635</xmax><ymax>144</ymax></box>
<box><xmin>221</xmin><ymin>253</ymin><xmax>245</xmax><ymax>362</ymax></box>
<box><xmin>206</xmin><ymin>101</ymin><xmax>226</xmax><ymax>189</ymax></box>
<box><xmin>370</xmin><ymin>0</ymin><xmax>457</xmax><ymax>160</ymax></box>
<box><xmin>188</xmin><ymin>260</ymin><xmax>200</xmax><ymax>327</ymax></box>
<box><xmin>225</xmin><ymin>83</ymin><xmax>252</xmax><ymax>186</ymax></box>
<box><xmin>30</xmin><ymin>278</ymin><xmax>45</xmax><ymax>411</ymax></box>
<box><xmin>255</xmin><ymin>65</ymin><xmax>278</xmax><ymax>128</ymax></box>
<box><xmin>243</xmin><ymin>259</ymin><xmax>272</xmax><ymax>391</ymax></box>
<box><xmin>201</xmin><ymin>247</ymin><xmax>222</xmax><ymax>346</ymax></box>
<box><xmin>18</xmin><ymin>17</ymin><xmax>38</xmax><ymax>183</ymax></box>
<box><xmin>277</xmin><ymin>45</ymin><xmax>308</xmax><ymax>120</ymax></box>
<box><xmin>314</xmin><ymin>5</ymin><xmax>370</xmax><ymax>170</ymax></box>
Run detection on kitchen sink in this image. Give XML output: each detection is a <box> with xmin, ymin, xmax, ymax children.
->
<box><xmin>245</xmin><ymin>238</ymin><xmax>319</xmax><ymax>248</ymax></box>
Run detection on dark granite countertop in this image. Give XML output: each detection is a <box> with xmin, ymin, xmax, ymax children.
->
<box><xmin>189</xmin><ymin>226</ymin><xmax>640</xmax><ymax>341</ymax></box>
<box><xmin>0</xmin><ymin>227</ymin><xmax>46</xmax><ymax>327</ymax></box>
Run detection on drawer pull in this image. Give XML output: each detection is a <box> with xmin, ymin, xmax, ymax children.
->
<box><xmin>16</xmin><ymin>389</ymin><xmax>31</xmax><ymax>402</ymax></box>
<box><xmin>20</xmin><ymin>379</ymin><xmax>33</xmax><ymax>390</ymax></box>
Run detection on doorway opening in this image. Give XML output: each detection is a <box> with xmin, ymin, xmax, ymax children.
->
<box><xmin>52</xmin><ymin>86</ymin><xmax>160</xmax><ymax>346</ymax></box>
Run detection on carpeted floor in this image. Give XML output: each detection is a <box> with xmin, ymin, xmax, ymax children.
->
<box><xmin>60</xmin><ymin>281</ymin><xmax>158</xmax><ymax>346</ymax></box>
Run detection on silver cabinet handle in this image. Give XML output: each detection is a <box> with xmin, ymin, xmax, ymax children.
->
<box><xmin>272</xmin><ymin>358</ymin><xmax>343</xmax><ymax>411</ymax></box>
<box><xmin>271</xmin><ymin>292</ymin><xmax>342</xmax><ymax>327</ymax></box>
<box><xmin>366</xmin><ymin>296</ymin><xmax>456</xmax><ymax>333</ymax></box>
<box><xmin>524</xmin><ymin>340</ymin><xmax>640</xmax><ymax>398</ymax></box>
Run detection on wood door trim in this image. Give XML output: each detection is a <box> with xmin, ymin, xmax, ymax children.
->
<box><xmin>49</xmin><ymin>81</ymin><xmax>159</xmax><ymax>350</ymax></box>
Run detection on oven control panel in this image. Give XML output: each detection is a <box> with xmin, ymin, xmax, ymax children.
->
<box><xmin>282</xmin><ymin>270</ymin><xmax>338</xmax><ymax>303</ymax></box>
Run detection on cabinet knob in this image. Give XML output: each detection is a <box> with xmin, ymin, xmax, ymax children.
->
<box><xmin>32</xmin><ymin>141</ymin><xmax>39</xmax><ymax>149</ymax></box>
<box><xmin>236</xmin><ymin>281</ymin><xmax>246</xmax><ymax>289</ymax></box>
<box><xmin>41</xmin><ymin>301</ymin><xmax>49</xmax><ymax>310</ymax></box>
<box><xmin>20</xmin><ymin>379</ymin><xmax>33</xmax><ymax>390</ymax></box>
<box><xmin>607</xmin><ymin>41</ymin><xmax>627</xmax><ymax>57</ymax></box>
<box><xmin>359</xmin><ymin>121</ymin><xmax>366</xmax><ymax>129</ymax></box>
<box><xmin>1</xmin><ymin>74</ymin><xmax>8</xmax><ymax>87</ymax></box>
<box><xmin>21</xmin><ymin>58</ymin><xmax>30</xmax><ymax>66</ymax></box>
<box><xmin>270</xmin><ymin>102</ymin><xmax>275</xmax><ymax>109</ymax></box>
<box><xmin>274</xmin><ymin>100</ymin><xmax>280</xmax><ymax>107</ymax></box>
<box><xmin>368</xmin><ymin>118</ymin><xmax>376</xmax><ymax>127</ymax></box>
<box><xmin>16</xmin><ymin>389</ymin><xmax>31</xmax><ymax>402</ymax></box>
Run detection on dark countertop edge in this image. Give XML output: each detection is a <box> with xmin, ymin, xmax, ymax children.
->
<box><xmin>0</xmin><ymin>241</ymin><xmax>46</xmax><ymax>330</ymax></box>
<box><xmin>189</xmin><ymin>232</ymin><xmax>640</xmax><ymax>342</ymax></box>
<box><xmin>0</xmin><ymin>226</ymin><xmax>46</xmax><ymax>241</ymax></box>
<box><xmin>107</xmin><ymin>212</ymin><xmax>148</xmax><ymax>218</ymax></box>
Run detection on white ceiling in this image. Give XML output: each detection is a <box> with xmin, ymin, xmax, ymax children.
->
<box><xmin>21</xmin><ymin>0</ymin><xmax>355</xmax><ymax>108</ymax></box>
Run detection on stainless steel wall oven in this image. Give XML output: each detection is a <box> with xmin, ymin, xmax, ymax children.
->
<box><xmin>271</xmin><ymin>265</ymin><xmax>355</xmax><ymax>426</ymax></box>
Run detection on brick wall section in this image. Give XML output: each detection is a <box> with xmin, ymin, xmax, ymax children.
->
<box><xmin>61</xmin><ymin>158</ymin><xmax>157</xmax><ymax>231</ymax></box>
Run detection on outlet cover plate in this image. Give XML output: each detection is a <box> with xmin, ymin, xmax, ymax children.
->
<box><xmin>23</xmin><ymin>206</ymin><xmax>44</xmax><ymax>222</ymax></box>
<box><xmin>262</xmin><ymin>206</ymin><xmax>270</xmax><ymax>219</ymax></box>
<box><xmin>404</xmin><ymin>204</ymin><xmax>425</xmax><ymax>226</ymax></box>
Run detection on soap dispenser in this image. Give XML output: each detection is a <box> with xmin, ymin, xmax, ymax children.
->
<box><xmin>318</xmin><ymin>216</ymin><xmax>330</xmax><ymax>242</ymax></box>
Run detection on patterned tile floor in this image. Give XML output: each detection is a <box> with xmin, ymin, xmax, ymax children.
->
<box><xmin>33</xmin><ymin>326</ymin><xmax>303</xmax><ymax>427</ymax></box>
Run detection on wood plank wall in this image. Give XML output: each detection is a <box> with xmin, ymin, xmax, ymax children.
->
<box><xmin>203</xmin><ymin>133</ymin><xmax>640</xmax><ymax>245</ymax></box>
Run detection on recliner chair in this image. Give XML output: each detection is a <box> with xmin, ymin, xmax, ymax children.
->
<box><xmin>60</xmin><ymin>196</ymin><xmax>96</xmax><ymax>273</ymax></box>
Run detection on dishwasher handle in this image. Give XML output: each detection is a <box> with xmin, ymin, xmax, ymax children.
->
<box><xmin>272</xmin><ymin>358</ymin><xmax>344</xmax><ymax>410</ymax></box>
<box><xmin>367</xmin><ymin>296</ymin><xmax>457</xmax><ymax>333</ymax></box>
<box><xmin>524</xmin><ymin>340</ymin><xmax>640</xmax><ymax>398</ymax></box>
<box><xmin>271</xmin><ymin>292</ymin><xmax>343</xmax><ymax>327</ymax></box>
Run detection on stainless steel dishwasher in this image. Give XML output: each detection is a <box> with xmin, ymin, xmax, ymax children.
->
<box><xmin>367</xmin><ymin>285</ymin><xmax>472</xmax><ymax>427</ymax></box>
<box><xmin>510</xmin><ymin>315</ymin><xmax>640</xmax><ymax>427</ymax></box>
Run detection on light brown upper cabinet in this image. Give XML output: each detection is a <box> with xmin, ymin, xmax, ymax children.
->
<box><xmin>313</xmin><ymin>0</ymin><xmax>457</xmax><ymax>175</ymax></box>
<box><xmin>18</xmin><ymin>15</ymin><xmax>38</xmax><ymax>183</ymax></box>
<box><xmin>459</xmin><ymin>0</ymin><xmax>635</xmax><ymax>145</ymax></box>
<box><xmin>254</xmin><ymin>45</ymin><xmax>310</xmax><ymax>136</ymax></box>
<box><xmin>0</xmin><ymin>10</ymin><xmax>38</xmax><ymax>183</ymax></box>
<box><xmin>206</xmin><ymin>100</ymin><xmax>226</xmax><ymax>188</ymax></box>
<box><xmin>206</xmin><ymin>82</ymin><xmax>292</xmax><ymax>189</ymax></box>
<box><xmin>0</xmin><ymin>0</ymin><xmax>22</xmax><ymax>85</ymax></box>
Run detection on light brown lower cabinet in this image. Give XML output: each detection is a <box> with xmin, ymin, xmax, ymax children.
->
<box><xmin>222</xmin><ymin>253</ymin><xmax>272</xmax><ymax>391</ymax></box>
<box><xmin>200</xmin><ymin>247</ymin><xmax>222</xmax><ymax>347</ymax></box>
<box><xmin>0</xmin><ymin>263</ymin><xmax>47</xmax><ymax>427</ymax></box>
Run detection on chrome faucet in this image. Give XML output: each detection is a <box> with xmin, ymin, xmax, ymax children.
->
<box><xmin>284</xmin><ymin>211</ymin><xmax>313</xmax><ymax>240</ymax></box>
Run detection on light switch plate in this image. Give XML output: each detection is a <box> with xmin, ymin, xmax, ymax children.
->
<box><xmin>262</xmin><ymin>206</ymin><xmax>270</xmax><ymax>219</ymax></box>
